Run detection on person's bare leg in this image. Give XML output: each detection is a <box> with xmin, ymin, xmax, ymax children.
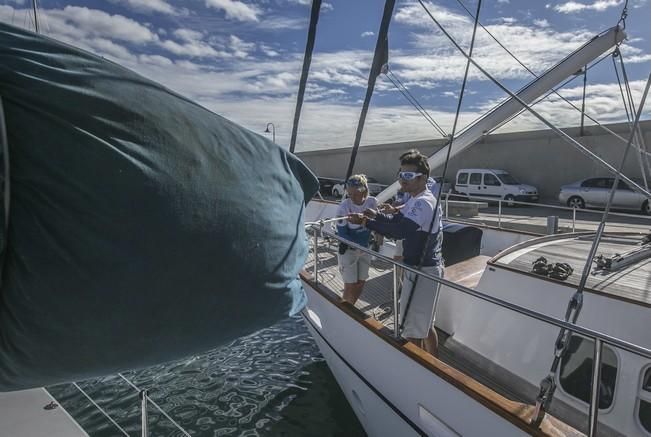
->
<box><xmin>343</xmin><ymin>281</ymin><xmax>365</xmax><ymax>305</ymax></box>
<box><xmin>406</xmin><ymin>330</ymin><xmax>438</xmax><ymax>357</ymax></box>
<box><xmin>424</xmin><ymin>328</ymin><xmax>439</xmax><ymax>357</ymax></box>
<box><xmin>342</xmin><ymin>283</ymin><xmax>356</xmax><ymax>304</ymax></box>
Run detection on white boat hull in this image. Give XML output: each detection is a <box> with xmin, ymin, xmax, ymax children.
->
<box><xmin>302</xmin><ymin>283</ymin><xmax>531</xmax><ymax>437</ymax></box>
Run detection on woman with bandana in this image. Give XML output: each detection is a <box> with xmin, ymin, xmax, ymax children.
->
<box><xmin>335</xmin><ymin>174</ymin><xmax>378</xmax><ymax>305</ymax></box>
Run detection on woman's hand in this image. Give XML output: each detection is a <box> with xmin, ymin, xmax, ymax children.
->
<box><xmin>363</xmin><ymin>208</ymin><xmax>377</xmax><ymax>219</ymax></box>
<box><xmin>347</xmin><ymin>213</ymin><xmax>365</xmax><ymax>225</ymax></box>
<box><xmin>377</xmin><ymin>203</ymin><xmax>396</xmax><ymax>214</ymax></box>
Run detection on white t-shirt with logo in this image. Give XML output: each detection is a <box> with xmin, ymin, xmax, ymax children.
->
<box><xmin>336</xmin><ymin>197</ymin><xmax>378</xmax><ymax>229</ymax></box>
<box><xmin>402</xmin><ymin>189</ymin><xmax>440</xmax><ymax>234</ymax></box>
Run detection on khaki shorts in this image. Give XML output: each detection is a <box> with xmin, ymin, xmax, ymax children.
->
<box><xmin>399</xmin><ymin>265</ymin><xmax>443</xmax><ymax>339</ymax></box>
<box><xmin>337</xmin><ymin>248</ymin><xmax>371</xmax><ymax>284</ymax></box>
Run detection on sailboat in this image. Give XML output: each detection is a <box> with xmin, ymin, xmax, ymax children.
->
<box><xmin>297</xmin><ymin>1</ymin><xmax>651</xmax><ymax>436</ymax></box>
<box><xmin>0</xmin><ymin>0</ymin><xmax>649</xmax><ymax>436</ymax></box>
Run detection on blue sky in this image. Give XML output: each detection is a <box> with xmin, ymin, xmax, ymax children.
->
<box><xmin>3</xmin><ymin>0</ymin><xmax>650</xmax><ymax>150</ymax></box>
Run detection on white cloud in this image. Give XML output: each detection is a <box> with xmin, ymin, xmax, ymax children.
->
<box><xmin>625</xmin><ymin>54</ymin><xmax>651</xmax><ymax>64</ymax></box>
<box><xmin>1</xmin><ymin>2</ymin><xmax>648</xmax><ymax>152</ymax></box>
<box><xmin>394</xmin><ymin>2</ymin><xmax>596</xmax><ymax>82</ymax></box>
<box><xmin>229</xmin><ymin>34</ymin><xmax>255</xmax><ymax>58</ymax></box>
<box><xmin>257</xmin><ymin>16</ymin><xmax>306</xmax><ymax>30</ymax></box>
<box><xmin>138</xmin><ymin>54</ymin><xmax>174</xmax><ymax>66</ymax></box>
<box><xmin>361</xmin><ymin>31</ymin><xmax>374</xmax><ymax>37</ymax></box>
<box><xmin>553</xmin><ymin>0</ymin><xmax>622</xmax><ymax>14</ymax></box>
<box><xmin>259</xmin><ymin>43</ymin><xmax>280</xmax><ymax>57</ymax></box>
<box><xmin>284</xmin><ymin>0</ymin><xmax>332</xmax><ymax>10</ymax></box>
<box><xmin>47</xmin><ymin>6</ymin><xmax>159</xmax><ymax>44</ymax></box>
<box><xmin>158</xmin><ymin>38</ymin><xmax>226</xmax><ymax>58</ymax></box>
<box><xmin>174</xmin><ymin>28</ymin><xmax>204</xmax><ymax>42</ymax></box>
<box><xmin>204</xmin><ymin>0</ymin><xmax>260</xmax><ymax>22</ymax></box>
<box><xmin>491</xmin><ymin>80</ymin><xmax>651</xmax><ymax>133</ymax></box>
<box><xmin>533</xmin><ymin>18</ymin><xmax>550</xmax><ymax>27</ymax></box>
<box><xmin>497</xmin><ymin>0</ymin><xmax>510</xmax><ymax>3</ymax></box>
<box><xmin>108</xmin><ymin>0</ymin><xmax>178</xmax><ymax>15</ymax></box>
<box><xmin>395</xmin><ymin>2</ymin><xmax>470</xmax><ymax>29</ymax></box>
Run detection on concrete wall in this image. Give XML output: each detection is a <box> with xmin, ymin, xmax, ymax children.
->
<box><xmin>296</xmin><ymin>121</ymin><xmax>651</xmax><ymax>201</ymax></box>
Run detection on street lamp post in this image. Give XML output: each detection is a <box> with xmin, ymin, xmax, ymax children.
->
<box><xmin>264</xmin><ymin>123</ymin><xmax>276</xmax><ymax>143</ymax></box>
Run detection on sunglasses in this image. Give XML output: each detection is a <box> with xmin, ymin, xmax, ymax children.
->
<box><xmin>398</xmin><ymin>171</ymin><xmax>423</xmax><ymax>181</ymax></box>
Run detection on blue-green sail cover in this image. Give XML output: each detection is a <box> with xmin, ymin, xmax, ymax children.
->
<box><xmin>0</xmin><ymin>23</ymin><xmax>317</xmax><ymax>391</ymax></box>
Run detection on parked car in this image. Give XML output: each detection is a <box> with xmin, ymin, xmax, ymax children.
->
<box><xmin>558</xmin><ymin>177</ymin><xmax>651</xmax><ymax>215</ymax></box>
<box><xmin>454</xmin><ymin>168</ymin><xmax>538</xmax><ymax>206</ymax></box>
<box><xmin>331</xmin><ymin>176</ymin><xmax>388</xmax><ymax>197</ymax></box>
<box><xmin>317</xmin><ymin>177</ymin><xmax>344</xmax><ymax>197</ymax></box>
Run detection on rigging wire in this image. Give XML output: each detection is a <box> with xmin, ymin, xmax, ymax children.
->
<box><xmin>383</xmin><ymin>68</ymin><xmax>448</xmax><ymax>137</ymax></box>
<box><xmin>416</xmin><ymin>0</ymin><xmax>650</xmax><ymax>199</ymax></box>
<box><xmin>343</xmin><ymin>0</ymin><xmax>396</xmax><ymax>183</ymax></box>
<box><xmin>417</xmin><ymin>0</ymin><xmax>650</xmax><ymax>425</ymax></box>
<box><xmin>289</xmin><ymin>0</ymin><xmax>322</xmax><ymax>154</ymax></box>
<box><xmin>473</xmin><ymin>50</ymin><xmax>616</xmax><ymax>140</ymax></box>
<box><xmin>613</xmin><ymin>53</ymin><xmax>633</xmax><ymax>122</ymax></box>
<box><xmin>613</xmin><ymin>50</ymin><xmax>651</xmax><ymax>188</ymax></box>
<box><xmin>400</xmin><ymin>0</ymin><xmax>482</xmax><ymax>333</ymax></box>
<box><xmin>617</xmin><ymin>51</ymin><xmax>651</xmax><ymax>178</ymax></box>
<box><xmin>31</xmin><ymin>0</ymin><xmax>39</xmax><ymax>33</ymax></box>
<box><xmin>451</xmin><ymin>0</ymin><xmax>646</xmax><ymax>155</ymax></box>
<box><xmin>617</xmin><ymin>0</ymin><xmax>628</xmax><ymax>30</ymax></box>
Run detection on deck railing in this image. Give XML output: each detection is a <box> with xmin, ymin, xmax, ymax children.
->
<box><xmin>440</xmin><ymin>192</ymin><xmax>651</xmax><ymax>234</ymax></box>
<box><xmin>306</xmin><ymin>222</ymin><xmax>651</xmax><ymax>436</ymax></box>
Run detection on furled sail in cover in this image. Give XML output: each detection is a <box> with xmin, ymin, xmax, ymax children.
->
<box><xmin>0</xmin><ymin>23</ymin><xmax>318</xmax><ymax>391</ymax></box>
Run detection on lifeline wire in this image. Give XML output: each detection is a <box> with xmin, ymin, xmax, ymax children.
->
<box><xmin>118</xmin><ymin>373</ymin><xmax>192</xmax><ymax>437</ymax></box>
<box><xmin>72</xmin><ymin>382</ymin><xmax>130</xmax><ymax>437</ymax></box>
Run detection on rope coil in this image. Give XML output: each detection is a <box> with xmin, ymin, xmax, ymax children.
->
<box><xmin>531</xmin><ymin>256</ymin><xmax>574</xmax><ymax>281</ymax></box>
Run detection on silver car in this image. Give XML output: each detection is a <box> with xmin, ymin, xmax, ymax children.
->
<box><xmin>558</xmin><ymin>177</ymin><xmax>651</xmax><ymax>215</ymax></box>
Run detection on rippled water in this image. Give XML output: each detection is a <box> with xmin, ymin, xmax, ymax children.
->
<box><xmin>48</xmin><ymin>317</ymin><xmax>365</xmax><ymax>436</ymax></box>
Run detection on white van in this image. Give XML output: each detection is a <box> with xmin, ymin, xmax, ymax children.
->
<box><xmin>454</xmin><ymin>169</ymin><xmax>538</xmax><ymax>205</ymax></box>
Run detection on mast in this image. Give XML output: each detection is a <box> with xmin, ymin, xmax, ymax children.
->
<box><xmin>377</xmin><ymin>26</ymin><xmax>626</xmax><ymax>203</ymax></box>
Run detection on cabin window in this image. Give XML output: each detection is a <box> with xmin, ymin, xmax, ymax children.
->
<box><xmin>617</xmin><ymin>179</ymin><xmax>632</xmax><ymax>190</ymax></box>
<box><xmin>581</xmin><ymin>178</ymin><xmax>602</xmax><ymax>188</ymax></box>
<box><xmin>483</xmin><ymin>173</ymin><xmax>501</xmax><ymax>186</ymax></box>
<box><xmin>457</xmin><ymin>172</ymin><xmax>468</xmax><ymax>185</ymax></box>
<box><xmin>469</xmin><ymin>173</ymin><xmax>482</xmax><ymax>185</ymax></box>
<box><xmin>638</xmin><ymin>367</ymin><xmax>651</xmax><ymax>434</ymax></box>
<box><xmin>558</xmin><ymin>335</ymin><xmax>618</xmax><ymax>409</ymax></box>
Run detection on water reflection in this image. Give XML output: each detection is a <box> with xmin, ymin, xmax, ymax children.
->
<box><xmin>48</xmin><ymin>317</ymin><xmax>365</xmax><ymax>436</ymax></box>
